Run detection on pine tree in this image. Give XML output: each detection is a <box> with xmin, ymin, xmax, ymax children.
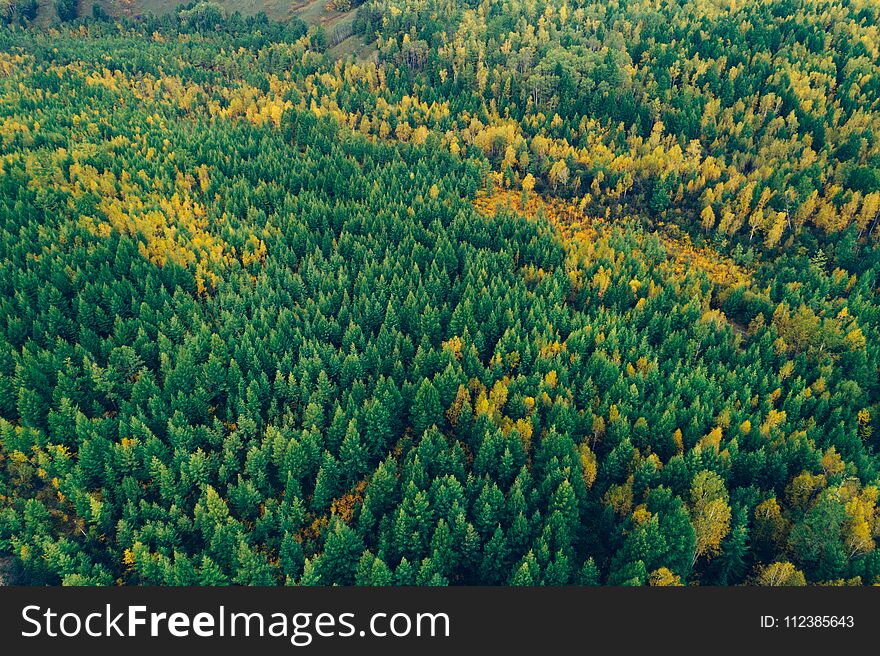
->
<box><xmin>412</xmin><ymin>379</ymin><xmax>443</xmax><ymax>436</ymax></box>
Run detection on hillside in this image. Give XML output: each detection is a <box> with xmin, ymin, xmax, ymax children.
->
<box><xmin>29</xmin><ymin>0</ymin><xmax>346</xmax><ymax>24</ymax></box>
<box><xmin>0</xmin><ymin>0</ymin><xmax>879</xmax><ymax>587</ymax></box>
<box><xmin>24</xmin><ymin>0</ymin><xmax>371</xmax><ymax>59</ymax></box>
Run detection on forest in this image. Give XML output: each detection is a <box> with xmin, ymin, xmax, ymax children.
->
<box><xmin>0</xmin><ymin>0</ymin><xmax>879</xmax><ymax>586</ymax></box>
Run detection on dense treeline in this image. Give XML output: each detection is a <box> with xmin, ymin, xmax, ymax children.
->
<box><xmin>0</xmin><ymin>1</ymin><xmax>879</xmax><ymax>586</ymax></box>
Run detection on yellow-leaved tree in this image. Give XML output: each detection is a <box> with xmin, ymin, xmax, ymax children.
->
<box><xmin>755</xmin><ymin>562</ymin><xmax>807</xmax><ymax>586</ymax></box>
<box><xmin>690</xmin><ymin>469</ymin><xmax>731</xmax><ymax>567</ymax></box>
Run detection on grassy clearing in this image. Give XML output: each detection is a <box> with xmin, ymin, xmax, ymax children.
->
<box><xmin>34</xmin><ymin>0</ymin><xmax>371</xmax><ymax>61</ymax></box>
<box><xmin>37</xmin><ymin>0</ymin><xmax>309</xmax><ymax>23</ymax></box>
